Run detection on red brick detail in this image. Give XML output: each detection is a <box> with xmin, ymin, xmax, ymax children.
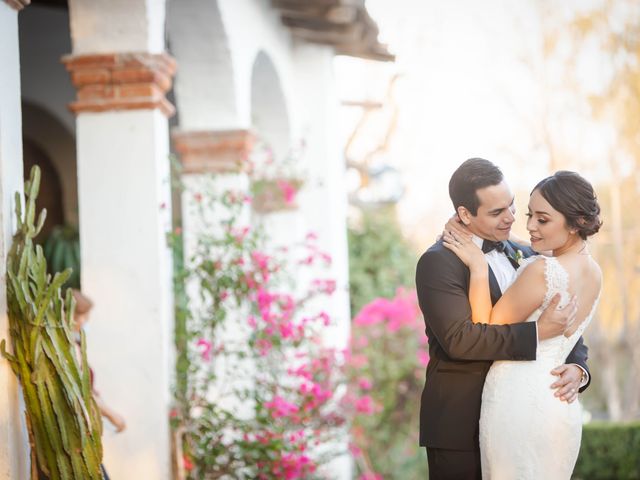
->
<box><xmin>62</xmin><ymin>52</ymin><xmax>177</xmax><ymax>117</ymax></box>
<box><xmin>3</xmin><ymin>0</ymin><xmax>30</xmax><ymax>11</ymax></box>
<box><xmin>172</xmin><ymin>130</ymin><xmax>255</xmax><ymax>174</ymax></box>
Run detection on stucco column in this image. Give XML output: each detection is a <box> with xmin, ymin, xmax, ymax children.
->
<box><xmin>293</xmin><ymin>43</ymin><xmax>352</xmax><ymax>479</ymax></box>
<box><xmin>0</xmin><ymin>3</ymin><xmax>29</xmax><ymax>480</ymax></box>
<box><xmin>63</xmin><ymin>2</ymin><xmax>176</xmax><ymax>477</ymax></box>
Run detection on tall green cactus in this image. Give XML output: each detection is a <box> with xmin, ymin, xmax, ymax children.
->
<box><xmin>0</xmin><ymin>166</ymin><xmax>104</xmax><ymax>479</ymax></box>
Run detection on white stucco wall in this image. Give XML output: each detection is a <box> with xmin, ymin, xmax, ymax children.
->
<box><xmin>0</xmin><ymin>4</ymin><xmax>30</xmax><ymax>480</ymax></box>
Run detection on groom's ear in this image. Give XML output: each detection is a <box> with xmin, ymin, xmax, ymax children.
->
<box><xmin>457</xmin><ymin>206</ymin><xmax>473</xmax><ymax>226</ymax></box>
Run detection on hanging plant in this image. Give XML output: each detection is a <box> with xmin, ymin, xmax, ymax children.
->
<box><xmin>250</xmin><ymin>177</ymin><xmax>304</xmax><ymax>213</ymax></box>
<box><xmin>248</xmin><ymin>138</ymin><xmax>306</xmax><ymax>214</ymax></box>
<box><xmin>1</xmin><ymin>166</ymin><xmax>104</xmax><ymax>480</ymax></box>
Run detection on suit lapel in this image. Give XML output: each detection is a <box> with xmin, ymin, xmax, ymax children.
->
<box><xmin>503</xmin><ymin>242</ymin><xmax>521</xmax><ymax>270</ymax></box>
<box><xmin>488</xmin><ymin>267</ymin><xmax>502</xmax><ymax>305</ymax></box>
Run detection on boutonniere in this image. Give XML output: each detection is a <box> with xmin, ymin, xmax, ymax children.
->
<box><xmin>514</xmin><ymin>249</ymin><xmax>524</xmax><ymax>265</ymax></box>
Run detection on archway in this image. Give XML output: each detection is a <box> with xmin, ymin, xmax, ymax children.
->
<box><xmin>250</xmin><ymin>50</ymin><xmax>291</xmax><ymax>160</ymax></box>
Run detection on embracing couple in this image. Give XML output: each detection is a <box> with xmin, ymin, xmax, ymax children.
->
<box><xmin>416</xmin><ymin>158</ymin><xmax>602</xmax><ymax>479</ymax></box>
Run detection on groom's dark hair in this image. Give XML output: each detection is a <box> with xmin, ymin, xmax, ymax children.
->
<box><xmin>449</xmin><ymin>158</ymin><xmax>503</xmax><ymax>215</ymax></box>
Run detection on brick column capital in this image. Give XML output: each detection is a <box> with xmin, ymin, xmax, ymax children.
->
<box><xmin>3</xmin><ymin>0</ymin><xmax>30</xmax><ymax>10</ymax></box>
<box><xmin>172</xmin><ymin>129</ymin><xmax>255</xmax><ymax>174</ymax></box>
<box><xmin>62</xmin><ymin>52</ymin><xmax>177</xmax><ymax>117</ymax></box>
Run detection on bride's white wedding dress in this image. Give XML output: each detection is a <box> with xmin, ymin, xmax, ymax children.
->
<box><xmin>480</xmin><ymin>256</ymin><xmax>600</xmax><ymax>480</ymax></box>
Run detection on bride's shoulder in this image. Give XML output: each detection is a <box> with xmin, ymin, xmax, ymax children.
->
<box><xmin>517</xmin><ymin>255</ymin><xmax>545</xmax><ymax>271</ymax></box>
<box><xmin>514</xmin><ymin>255</ymin><xmax>547</xmax><ymax>280</ymax></box>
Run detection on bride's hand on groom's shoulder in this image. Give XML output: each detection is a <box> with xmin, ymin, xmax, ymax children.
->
<box><xmin>442</xmin><ymin>230</ymin><xmax>486</xmax><ymax>270</ymax></box>
<box><xmin>442</xmin><ymin>213</ymin><xmax>469</xmax><ymax>239</ymax></box>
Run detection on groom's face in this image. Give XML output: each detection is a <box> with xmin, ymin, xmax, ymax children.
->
<box><xmin>460</xmin><ymin>180</ymin><xmax>516</xmax><ymax>242</ymax></box>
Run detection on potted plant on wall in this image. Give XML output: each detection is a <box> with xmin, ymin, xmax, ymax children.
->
<box><xmin>249</xmin><ymin>139</ymin><xmax>306</xmax><ymax>214</ymax></box>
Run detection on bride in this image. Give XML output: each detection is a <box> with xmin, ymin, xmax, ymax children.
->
<box><xmin>442</xmin><ymin>170</ymin><xmax>602</xmax><ymax>479</ymax></box>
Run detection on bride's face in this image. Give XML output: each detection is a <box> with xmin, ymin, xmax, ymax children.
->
<box><xmin>526</xmin><ymin>189</ymin><xmax>572</xmax><ymax>252</ymax></box>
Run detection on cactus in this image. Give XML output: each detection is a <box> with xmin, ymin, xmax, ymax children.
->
<box><xmin>44</xmin><ymin>225</ymin><xmax>81</xmax><ymax>290</ymax></box>
<box><xmin>1</xmin><ymin>166</ymin><xmax>104</xmax><ymax>479</ymax></box>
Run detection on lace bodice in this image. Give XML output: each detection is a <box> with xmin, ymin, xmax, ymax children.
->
<box><xmin>516</xmin><ymin>256</ymin><xmax>600</xmax><ymax>363</ymax></box>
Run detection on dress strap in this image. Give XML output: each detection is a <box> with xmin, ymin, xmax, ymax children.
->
<box><xmin>541</xmin><ymin>256</ymin><xmax>571</xmax><ymax>308</ymax></box>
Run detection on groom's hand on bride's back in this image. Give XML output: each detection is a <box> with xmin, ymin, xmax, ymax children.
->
<box><xmin>536</xmin><ymin>293</ymin><xmax>578</xmax><ymax>340</ymax></box>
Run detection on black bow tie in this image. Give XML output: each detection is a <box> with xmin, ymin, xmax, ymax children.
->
<box><xmin>482</xmin><ymin>240</ymin><xmax>507</xmax><ymax>254</ymax></box>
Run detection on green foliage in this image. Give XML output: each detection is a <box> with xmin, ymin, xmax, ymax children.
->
<box><xmin>573</xmin><ymin>422</ymin><xmax>640</xmax><ymax>480</ymax></box>
<box><xmin>347</xmin><ymin>207</ymin><xmax>427</xmax><ymax>478</ymax></box>
<box><xmin>348</xmin><ymin>208</ymin><xmax>417</xmax><ymax>314</ymax></box>
<box><xmin>347</xmin><ymin>290</ymin><xmax>428</xmax><ymax>479</ymax></box>
<box><xmin>1</xmin><ymin>166</ymin><xmax>103</xmax><ymax>479</ymax></box>
<box><xmin>43</xmin><ymin>225</ymin><xmax>81</xmax><ymax>290</ymax></box>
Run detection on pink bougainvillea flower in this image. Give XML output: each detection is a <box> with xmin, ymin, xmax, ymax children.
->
<box><xmin>288</xmin><ymin>364</ymin><xmax>312</xmax><ymax>380</ymax></box>
<box><xmin>305</xmin><ymin>231</ymin><xmax>318</xmax><ymax>241</ymax></box>
<box><xmin>355</xmin><ymin>395</ymin><xmax>375</xmax><ymax>414</ymax></box>
<box><xmin>418</xmin><ymin>350</ymin><xmax>430</xmax><ymax>367</ymax></box>
<box><xmin>298</xmin><ymin>255</ymin><xmax>314</xmax><ymax>265</ymax></box>
<box><xmin>358</xmin><ymin>378</ymin><xmax>372</xmax><ymax>390</ymax></box>
<box><xmin>320</xmin><ymin>252</ymin><xmax>332</xmax><ymax>264</ymax></box>
<box><xmin>311</xmin><ymin>279</ymin><xmax>336</xmax><ymax>295</ymax></box>
<box><xmin>183</xmin><ymin>454</ymin><xmax>194</xmax><ymax>472</ymax></box>
<box><xmin>348</xmin><ymin>354</ymin><xmax>368</xmax><ymax>369</ymax></box>
<box><xmin>349</xmin><ymin>442</ymin><xmax>362</xmax><ymax>458</ymax></box>
<box><xmin>194</xmin><ymin>192</ymin><xmax>203</xmax><ymax>203</ymax></box>
<box><xmin>196</xmin><ymin>338</ymin><xmax>213</xmax><ymax>361</ymax></box>
<box><xmin>231</xmin><ymin>226</ymin><xmax>251</xmax><ymax>243</ymax></box>
<box><xmin>256</xmin><ymin>338</ymin><xmax>273</xmax><ymax>356</ymax></box>
<box><xmin>265</xmin><ymin>395</ymin><xmax>299</xmax><ymax>419</ymax></box>
<box><xmin>279</xmin><ymin>321</ymin><xmax>295</xmax><ymax>339</ymax></box>
<box><xmin>359</xmin><ymin>473</ymin><xmax>383</xmax><ymax>480</ymax></box>
<box><xmin>251</xmin><ymin>251</ymin><xmax>271</xmax><ymax>271</ymax></box>
<box><xmin>311</xmin><ymin>311</ymin><xmax>330</xmax><ymax>326</ymax></box>
<box><xmin>353</xmin><ymin>288</ymin><xmax>421</xmax><ymax>331</ymax></box>
<box><xmin>277</xmin><ymin>180</ymin><xmax>298</xmax><ymax>205</ymax></box>
<box><xmin>351</xmin><ymin>334</ymin><xmax>369</xmax><ymax>349</ymax></box>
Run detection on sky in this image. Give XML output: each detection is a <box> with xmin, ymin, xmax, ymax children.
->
<box><xmin>335</xmin><ymin>0</ymin><xmax>621</xmax><ymax>247</ymax></box>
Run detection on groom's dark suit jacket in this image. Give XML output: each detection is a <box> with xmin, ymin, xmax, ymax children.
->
<box><xmin>415</xmin><ymin>239</ymin><xmax>590</xmax><ymax>450</ymax></box>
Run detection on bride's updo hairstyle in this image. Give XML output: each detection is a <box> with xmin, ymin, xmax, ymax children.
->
<box><xmin>532</xmin><ymin>171</ymin><xmax>602</xmax><ymax>240</ymax></box>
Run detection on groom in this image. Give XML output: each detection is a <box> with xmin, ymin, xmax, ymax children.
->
<box><xmin>415</xmin><ymin>158</ymin><xmax>590</xmax><ymax>479</ymax></box>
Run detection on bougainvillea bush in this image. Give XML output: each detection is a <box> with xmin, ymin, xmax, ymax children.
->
<box><xmin>168</xmin><ymin>174</ymin><xmax>375</xmax><ymax>479</ymax></box>
<box><xmin>346</xmin><ymin>289</ymin><xmax>429</xmax><ymax>479</ymax></box>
